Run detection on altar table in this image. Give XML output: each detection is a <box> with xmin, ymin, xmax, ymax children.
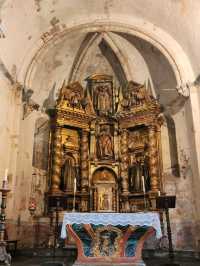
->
<box><xmin>61</xmin><ymin>212</ymin><xmax>161</xmax><ymax>266</ymax></box>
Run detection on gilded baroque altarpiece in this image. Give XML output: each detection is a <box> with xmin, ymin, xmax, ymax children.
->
<box><xmin>47</xmin><ymin>74</ymin><xmax>163</xmax><ymax>213</ymax></box>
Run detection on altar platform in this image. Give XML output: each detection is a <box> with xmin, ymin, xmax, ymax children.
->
<box><xmin>61</xmin><ymin>212</ymin><xmax>162</xmax><ymax>266</ymax></box>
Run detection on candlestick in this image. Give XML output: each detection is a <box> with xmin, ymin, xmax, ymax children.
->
<box><xmin>142</xmin><ymin>176</ymin><xmax>146</xmax><ymax>194</ymax></box>
<box><xmin>72</xmin><ymin>178</ymin><xmax>77</xmax><ymax>212</ymax></box>
<box><xmin>142</xmin><ymin>176</ymin><xmax>147</xmax><ymax>210</ymax></box>
<box><xmin>74</xmin><ymin>177</ymin><xmax>77</xmax><ymax>194</ymax></box>
<box><xmin>0</xmin><ymin>177</ymin><xmax>11</xmax><ymax>265</ymax></box>
<box><xmin>4</xmin><ymin>169</ymin><xmax>8</xmax><ymax>182</ymax></box>
<box><xmin>2</xmin><ymin>169</ymin><xmax>9</xmax><ymax>189</ymax></box>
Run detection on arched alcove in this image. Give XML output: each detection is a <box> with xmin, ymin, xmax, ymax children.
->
<box><xmin>20</xmin><ymin>21</ymin><xmax>194</xmax><ymax>110</ymax></box>
<box><xmin>92</xmin><ymin>167</ymin><xmax>117</xmax><ymax>212</ymax></box>
<box><xmin>117</xmin><ymin>33</ymin><xmax>179</xmax><ymax>106</ymax></box>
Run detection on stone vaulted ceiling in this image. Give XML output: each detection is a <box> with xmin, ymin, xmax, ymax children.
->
<box><xmin>0</xmin><ymin>0</ymin><xmax>199</xmax><ymax>112</ymax></box>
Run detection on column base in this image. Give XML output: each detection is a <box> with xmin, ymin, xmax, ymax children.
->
<box><xmin>48</xmin><ymin>189</ymin><xmax>63</xmax><ymax>195</ymax></box>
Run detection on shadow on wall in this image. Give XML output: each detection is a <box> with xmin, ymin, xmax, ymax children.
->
<box><xmin>194</xmin><ymin>74</ymin><xmax>200</xmax><ymax>86</ymax></box>
<box><xmin>99</xmin><ymin>38</ymin><xmax>127</xmax><ymax>87</ymax></box>
<box><xmin>164</xmin><ymin>114</ymin><xmax>180</xmax><ymax>177</ymax></box>
<box><xmin>118</xmin><ymin>34</ymin><xmax>177</xmax><ymax>96</ymax></box>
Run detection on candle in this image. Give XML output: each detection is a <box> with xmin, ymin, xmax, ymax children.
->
<box><xmin>74</xmin><ymin>177</ymin><xmax>77</xmax><ymax>194</ymax></box>
<box><xmin>72</xmin><ymin>177</ymin><xmax>77</xmax><ymax>212</ymax></box>
<box><xmin>158</xmin><ymin>190</ymin><xmax>161</xmax><ymax>196</ymax></box>
<box><xmin>142</xmin><ymin>176</ymin><xmax>146</xmax><ymax>194</ymax></box>
<box><xmin>4</xmin><ymin>168</ymin><xmax>8</xmax><ymax>182</ymax></box>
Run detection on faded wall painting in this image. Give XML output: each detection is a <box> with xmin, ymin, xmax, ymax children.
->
<box><xmin>32</xmin><ymin>117</ymin><xmax>50</xmax><ymax>171</ymax></box>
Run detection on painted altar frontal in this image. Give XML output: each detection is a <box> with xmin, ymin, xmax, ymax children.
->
<box><xmin>61</xmin><ymin>212</ymin><xmax>162</xmax><ymax>266</ymax></box>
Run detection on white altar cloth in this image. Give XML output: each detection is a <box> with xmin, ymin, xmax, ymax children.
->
<box><xmin>61</xmin><ymin>212</ymin><xmax>162</xmax><ymax>239</ymax></box>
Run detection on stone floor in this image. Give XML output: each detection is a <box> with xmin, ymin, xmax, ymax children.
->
<box><xmin>7</xmin><ymin>255</ymin><xmax>200</xmax><ymax>266</ymax></box>
<box><xmin>1</xmin><ymin>248</ymin><xmax>200</xmax><ymax>266</ymax></box>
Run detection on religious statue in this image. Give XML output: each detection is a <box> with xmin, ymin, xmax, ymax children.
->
<box><xmin>132</xmin><ymin>88</ymin><xmax>145</xmax><ymax>105</ymax></box>
<box><xmin>62</xmin><ymin>155</ymin><xmax>76</xmax><ymax>192</ymax></box>
<box><xmin>102</xmin><ymin>193</ymin><xmax>110</xmax><ymax>210</ymax></box>
<box><xmin>94</xmin><ymin>85</ymin><xmax>112</xmax><ymax>115</ymax></box>
<box><xmin>121</xmin><ymin>91</ymin><xmax>130</xmax><ymax>110</ymax></box>
<box><xmin>120</xmin><ymin>81</ymin><xmax>150</xmax><ymax>110</ymax></box>
<box><xmin>129</xmin><ymin>155</ymin><xmax>143</xmax><ymax>192</ymax></box>
<box><xmin>58</xmin><ymin>82</ymin><xmax>84</xmax><ymax>110</ymax></box>
<box><xmin>128</xmin><ymin>131</ymin><xmax>146</xmax><ymax>151</ymax></box>
<box><xmin>128</xmin><ymin>153</ymin><xmax>150</xmax><ymax>193</ymax></box>
<box><xmin>99</xmin><ymin>188</ymin><xmax>110</xmax><ymax>210</ymax></box>
<box><xmin>70</xmin><ymin>91</ymin><xmax>82</xmax><ymax>108</ymax></box>
<box><xmin>97</xmin><ymin>126</ymin><xmax>114</xmax><ymax>159</ymax></box>
<box><xmin>99</xmin><ymin>190</ymin><xmax>104</xmax><ymax>210</ymax></box>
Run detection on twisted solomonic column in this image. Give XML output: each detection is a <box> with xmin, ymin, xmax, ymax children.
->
<box><xmin>120</xmin><ymin>129</ymin><xmax>129</xmax><ymax>194</ymax></box>
<box><xmin>51</xmin><ymin>127</ymin><xmax>62</xmax><ymax>193</ymax></box>
<box><xmin>81</xmin><ymin>130</ymin><xmax>89</xmax><ymax>192</ymax></box>
<box><xmin>148</xmin><ymin>125</ymin><xmax>159</xmax><ymax>192</ymax></box>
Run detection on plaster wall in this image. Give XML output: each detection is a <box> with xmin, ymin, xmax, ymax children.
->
<box><xmin>0</xmin><ymin>75</ymin><xmax>22</xmax><ymax>220</ymax></box>
<box><xmin>0</xmin><ymin>0</ymin><xmax>200</xmax><ymax>252</ymax></box>
<box><xmin>162</xmin><ymin>104</ymin><xmax>199</xmax><ymax>250</ymax></box>
<box><xmin>14</xmin><ymin>111</ymin><xmax>47</xmax><ymax>221</ymax></box>
<box><xmin>0</xmin><ymin>73</ymin><xmax>12</xmax><ymax>178</ymax></box>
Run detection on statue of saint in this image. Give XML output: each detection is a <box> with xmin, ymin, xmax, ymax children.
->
<box><xmin>128</xmin><ymin>131</ymin><xmax>140</xmax><ymax>151</ymax></box>
<box><xmin>102</xmin><ymin>193</ymin><xmax>110</xmax><ymax>210</ymax></box>
<box><xmin>99</xmin><ymin>189</ymin><xmax>105</xmax><ymax>210</ymax></box>
<box><xmin>97</xmin><ymin>126</ymin><xmax>114</xmax><ymax>159</ymax></box>
<box><xmin>95</xmin><ymin>86</ymin><xmax>111</xmax><ymax>115</ymax></box>
<box><xmin>129</xmin><ymin>156</ymin><xmax>143</xmax><ymax>192</ymax></box>
<box><xmin>62</xmin><ymin>155</ymin><xmax>76</xmax><ymax>192</ymax></box>
<box><xmin>70</xmin><ymin>91</ymin><xmax>81</xmax><ymax>108</ymax></box>
<box><xmin>121</xmin><ymin>91</ymin><xmax>130</xmax><ymax>110</ymax></box>
<box><xmin>131</xmin><ymin>87</ymin><xmax>146</xmax><ymax>106</ymax></box>
<box><xmin>99</xmin><ymin>189</ymin><xmax>110</xmax><ymax>210</ymax></box>
<box><xmin>129</xmin><ymin>154</ymin><xmax>150</xmax><ymax>192</ymax></box>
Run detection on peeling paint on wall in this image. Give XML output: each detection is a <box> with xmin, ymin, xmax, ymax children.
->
<box><xmin>179</xmin><ymin>149</ymin><xmax>192</xmax><ymax>179</ymax></box>
<box><xmin>104</xmin><ymin>0</ymin><xmax>113</xmax><ymax>17</ymax></box>
<box><xmin>52</xmin><ymin>0</ymin><xmax>59</xmax><ymax>5</ymax></box>
<box><xmin>0</xmin><ymin>58</ymin><xmax>14</xmax><ymax>83</ymax></box>
<box><xmin>0</xmin><ymin>20</ymin><xmax>5</xmax><ymax>38</ymax></box>
<box><xmin>34</xmin><ymin>0</ymin><xmax>42</xmax><ymax>12</ymax></box>
<box><xmin>50</xmin><ymin>16</ymin><xmax>59</xmax><ymax>26</ymax></box>
<box><xmin>41</xmin><ymin>16</ymin><xmax>61</xmax><ymax>43</ymax></box>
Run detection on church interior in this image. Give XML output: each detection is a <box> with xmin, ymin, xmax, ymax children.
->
<box><xmin>0</xmin><ymin>1</ymin><xmax>200</xmax><ymax>265</ymax></box>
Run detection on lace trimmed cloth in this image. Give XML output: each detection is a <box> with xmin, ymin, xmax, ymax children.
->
<box><xmin>61</xmin><ymin>212</ymin><xmax>162</xmax><ymax>239</ymax></box>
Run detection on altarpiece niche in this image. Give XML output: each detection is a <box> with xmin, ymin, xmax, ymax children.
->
<box><xmin>46</xmin><ymin>75</ymin><xmax>163</xmax><ymax>213</ymax></box>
